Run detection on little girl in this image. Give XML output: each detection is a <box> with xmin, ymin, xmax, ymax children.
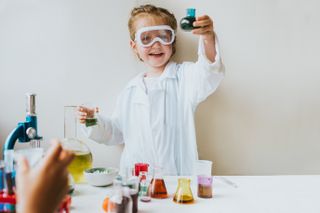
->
<box><xmin>78</xmin><ymin>4</ymin><xmax>225</xmax><ymax>175</ymax></box>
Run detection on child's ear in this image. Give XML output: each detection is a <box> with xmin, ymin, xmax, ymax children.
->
<box><xmin>130</xmin><ymin>40</ymin><xmax>137</xmax><ymax>53</ymax></box>
<box><xmin>130</xmin><ymin>40</ymin><xmax>143</xmax><ymax>61</ymax></box>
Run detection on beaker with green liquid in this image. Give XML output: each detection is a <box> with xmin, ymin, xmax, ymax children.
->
<box><xmin>62</xmin><ymin>106</ymin><xmax>92</xmax><ymax>183</ymax></box>
<box><xmin>84</xmin><ymin>106</ymin><xmax>99</xmax><ymax>127</ymax></box>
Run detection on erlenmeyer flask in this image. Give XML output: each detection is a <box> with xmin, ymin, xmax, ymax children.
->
<box><xmin>62</xmin><ymin>106</ymin><xmax>92</xmax><ymax>183</ymax></box>
<box><xmin>173</xmin><ymin>178</ymin><xmax>194</xmax><ymax>204</ymax></box>
<box><xmin>148</xmin><ymin>166</ymin><xmax>168</xmax><ymax>199</ymax></box>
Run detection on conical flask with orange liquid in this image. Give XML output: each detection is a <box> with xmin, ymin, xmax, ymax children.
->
<box><xmin>148</xmin><ymin>166</ymin><xmax>168</xmax><ymax>199</ymax></box>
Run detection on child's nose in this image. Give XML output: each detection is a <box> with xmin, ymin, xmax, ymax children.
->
<box><xmin>151</xmin><ymin>40</ymin><xmax>162</xmax><ymax>47</ymax></box>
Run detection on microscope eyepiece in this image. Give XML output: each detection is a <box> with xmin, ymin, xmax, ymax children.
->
<box><xmin>26</xmin><ymin>93</ymin><xmax>36</xmax><ymax>115</ymax></box>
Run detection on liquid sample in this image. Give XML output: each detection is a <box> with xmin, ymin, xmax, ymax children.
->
<box><xmin>198</xmin><ymin>184</ymin><xmax>212</xmax><ymax>198</ymax></box>
<box><xmin>173</xmin><ymin>195</ymin><xmax>194</xmax><ymax>204</ymax></box>
<box><xmin>68</xmin><ymin>151</ymin><xmax>92</xmax><ymax>183</ymax></box>
<box><xmin>139</xmin><ymin>179</ymin><xmax>151</xmax><ymax>202</ymax></box>
<box><xmin>148</xmin><ymin>178</ymin><xmax>168</xmax><ymax>199</ymax></box>
<box><xmin>180</xmin><ymin>16</ymin><xmax>196</xmax><ymax>31</ymax></box>
<box><xmin>85</xmin><ymin>118</ymin><xmax>97</xmax><ymax>127</ymax></box>
<box><xmin>197</xmin><ymin>175</ymin><xmax>213</xmax><ymax>198</ymax></box>
<box><xmin>139</xmin><ymin>181</ymin><xmax>148</xmax><ymax>197</ymax></box>
<box><xmin>173</xmin><ymin>178</ymin><xmax>194</xmax><ymax>204</ymax></box>
<box><xmin>134</xmin><ymin>163</ymin><xmax>149</xmax><ymax>176</ymax></box>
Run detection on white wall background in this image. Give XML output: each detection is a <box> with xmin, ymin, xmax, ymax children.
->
<box><xmin>1</xmin><ymin>0</ymin><xmax>319</xmax><ymax>175</ymax></box>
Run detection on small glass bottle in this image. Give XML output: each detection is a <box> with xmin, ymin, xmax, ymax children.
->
<box><xmin>134</xmin><ymin>163</ymin><xmax>149</xmax><ymax>177</ymax></box>
<box><xmin>138</xmin><ymin>172</ymin><xmax>151</xmax><ymax>202</ymax></box>
<box><xmin>173</xmin><ymin>178</ymin><xmax>194</xmax><ymax>204</ymax></box>
<box><xmin>180</xmin><ymin>8</ymin><xmax>199</xmax><ymax>31</ymax></box>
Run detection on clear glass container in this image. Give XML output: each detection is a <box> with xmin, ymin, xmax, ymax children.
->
<box><xmin>197</xmin><ymin>175</ymin><xmax>213</xmax><ymax>198</ymax></box>
<box><xmin>148</xmin><ymin>166</ymin><xmax>168</xmax><ymax>199</ymax></box>
<box><xmin>62</xmin><ymin>106</ymin><xmax>92</xmax><ymax>183</ymax></box>
<box><xmin>173</xmin><ymin>178</ymin><xmax>194</xmax><ymax>204</ymax></box>
<box><xmin>138</xmin><ymin>173</ymin><xmax>151</xmax><ymax>202</ymax></box>
<box><xmin>84</xmin><ymin>105</ymin><xmax>99</xmax><ymax>127</ymax></box>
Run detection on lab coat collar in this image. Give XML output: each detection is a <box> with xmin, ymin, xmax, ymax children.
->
<box><xmin>159</xmin><ymin>61</ymin><xmax>177</xmax><ymax>80</ymax></box>
<box><xmin>125</xmin><ymin>61</ymin><xmax>177</xmax><ymax>90</ymax></box>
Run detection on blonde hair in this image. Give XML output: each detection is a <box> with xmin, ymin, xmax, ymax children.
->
<box><xmin>128</xmin><ymin>4</ymin><xmax>177</xmax><ymax>55</ymax></box>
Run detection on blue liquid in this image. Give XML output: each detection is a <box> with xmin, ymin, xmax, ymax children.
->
<box><xmin>180</xmin><ymin>16</ymin><xmax>197</xmax><ymax>31</ymax></box>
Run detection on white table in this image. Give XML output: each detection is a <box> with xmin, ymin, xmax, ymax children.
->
<box><xmin>72</xmin><ymin>176</ymin><xmax>320</xmax><ymax>213</ymax></box>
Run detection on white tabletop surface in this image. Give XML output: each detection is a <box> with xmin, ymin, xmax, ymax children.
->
<box><xmin>71</xmin><ymin>175</ymin><xmax>320</xmax><ymax>213</ymax></box>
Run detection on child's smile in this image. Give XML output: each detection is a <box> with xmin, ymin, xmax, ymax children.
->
<box><xmin>148</xmin><ymin>48</ymin><xmax>165</xmax><ymax>60</ymax></box>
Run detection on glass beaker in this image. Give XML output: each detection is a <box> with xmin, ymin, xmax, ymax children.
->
<box><xmin>173</xmin><ymin>178</ymin><xmax>194</xmax><ymax>204</ymax></box>
<box><xmin>148</xmin><ymin>166</ymin><xmax>168</xmax><ymax>199</ymax></box>
<box><xmin>83</xmin><ymin>105</ymin><xmax>99</xmax><ymax>127</ymax></box>
<box><xmin>62</xmin><ymin>106</ymin><xmax>92</xmax><ymax>183</ymax></box>
<box><xmin>197</xmin><ymin>175</ymin><xmax>213</xmax><ymax>198</ymax></box>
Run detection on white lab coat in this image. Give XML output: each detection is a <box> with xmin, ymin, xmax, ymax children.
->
<box><xmin>83</xmin><ymin>36</ymin><xmax>225</xmax><ymax>176</ymax></box>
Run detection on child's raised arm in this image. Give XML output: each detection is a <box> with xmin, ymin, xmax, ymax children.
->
<box><xmin>192</xmin><ymin>15</ymin><xmax>216</xmax><ymax>63</ymax></box>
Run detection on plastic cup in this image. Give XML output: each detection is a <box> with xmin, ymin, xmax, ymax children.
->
<box><xmin>195</xmin><ymin>160</ymin><xmax>212</xmax><ymax>176</ymax></box>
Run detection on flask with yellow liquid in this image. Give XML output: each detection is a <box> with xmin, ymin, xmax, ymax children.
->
<box><xmin>173</xmin><ymin>178</ymin><xmax>194</xmax><ymax>204</ymax></box>
<box><xmin>62</xmin><ymin>106</ymin><xmax>92</xmax><ymax>183</ymax></box>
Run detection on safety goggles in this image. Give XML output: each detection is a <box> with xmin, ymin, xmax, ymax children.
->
<box><xmin>134</xmin><ymin>25</ymin><xmax>175</xmax><ymax>48</ymax></box>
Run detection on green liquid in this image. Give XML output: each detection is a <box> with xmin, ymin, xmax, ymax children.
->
<box><xmin>68</xmin><ymin>151</ymin><xmax>92</xmax><ymax>183</ymax></box>
<box><xmin>85</xmin><ymin>118</ymin><xmax>97</xmax><ymax>127</ymax></box>
<box><xmin>180</xmin><ymin>16</ymin><xmax>199</xmax><ymax>31</ymax></box>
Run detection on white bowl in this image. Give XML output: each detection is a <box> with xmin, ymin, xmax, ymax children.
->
<box><xmin>84</xmin><ymin>167</ymin><xmax>119</xmax><ymax>186</ymax></box>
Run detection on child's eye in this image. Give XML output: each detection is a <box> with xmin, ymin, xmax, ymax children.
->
<box><xmin>142</xmin><ymin>35</ymin><xmax>151</xmax><ymax>43</ymax></box>
<box><xmin>159</xmin><ymin>34</ymin><xmax>169</xmax><ymax>42</ymax></box>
